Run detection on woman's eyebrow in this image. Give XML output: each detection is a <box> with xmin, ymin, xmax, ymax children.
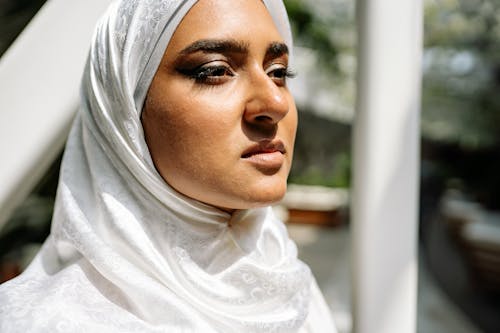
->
<box><xmin>179</xmin><ymin>39</ymin><xmax>250</xmax><ymax>55</ymax></box>
<box><xmin>266</xmin><ymin>42</ymin><xmax>289</xmax><ymax>58</ymax></box>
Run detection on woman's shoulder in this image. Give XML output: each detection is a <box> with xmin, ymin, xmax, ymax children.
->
<box><xmin>0</xmin><ymin>259</ymin><xmax>132</xmax><ymax>333</ymax></box>
<box><xmin>0</xmin><ymin>260</ymin><xmax>89</xmax><ymax>332</ymax></box>
<box><xmin>0</xmin><ymin>258</ymin><xmax>195</xmax><ymax>333</ymax></box>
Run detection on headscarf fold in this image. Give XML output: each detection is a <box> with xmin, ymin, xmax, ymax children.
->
<box><xmin>0</xmin><ymin>1</ymin><xmax>335</xmax><ymax>332</ymax></box>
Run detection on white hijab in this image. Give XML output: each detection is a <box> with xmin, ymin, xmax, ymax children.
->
<box><xmin>0</xmin><ymin>1</ymin><xmax>335</xmax><ymax>332</ymax></box>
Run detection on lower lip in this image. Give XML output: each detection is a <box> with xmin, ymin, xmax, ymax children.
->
<box><xmin>242</xmin><ymin>151</ymin><xmax>284</xmax><ymax>170</ymax></box>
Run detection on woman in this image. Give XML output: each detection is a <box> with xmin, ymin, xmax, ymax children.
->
<box><xmin>0</xmin><ymin>0</ymin><xmax>336</xmax><ymax>332</ymax></box>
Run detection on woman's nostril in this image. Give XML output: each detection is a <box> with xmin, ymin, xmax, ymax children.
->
<box><xmin>255</xmin><ymin>115</ymin><xmax>271</xmax><ymax>122</ymax></box>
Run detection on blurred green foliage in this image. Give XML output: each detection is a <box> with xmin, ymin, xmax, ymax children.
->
<box><xmin>285</xmin><ymin>0</ymin><xmax>354</xmax><ymax>188</ymax></box>
<box><xmin>285</xmin><ymin>0</ymin><xmax>500</xmax><ymax>193</ymax></box>
<box><xmin>290</xmin><ymin>152</ymin><xmax>351</xmax><ymax>188</ymax></box>
<box><xmin>284</xmin><ymin>0</ymin><xmax>340</xmax><ymax>73</ymax></box>
<box><xmin>422</xmin><ymin>0</ymin><xmax>500</xmax><ymax>148</ymax></box>
<box><xmin>420</xmin><ymin>0</ymin><xmax>500</xmax><ymax>209</ymax></box>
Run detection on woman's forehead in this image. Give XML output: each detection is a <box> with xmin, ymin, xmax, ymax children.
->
<box><xmin>165</xmin><ymin>0</ymin><xmax>285</xmax><ymax>52</ymax></box>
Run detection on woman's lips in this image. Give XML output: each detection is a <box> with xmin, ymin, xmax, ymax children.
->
<box><xmin>241</xmin><ymin>141</ymin><xmax>285</xmax><ymax>171</ymax></box>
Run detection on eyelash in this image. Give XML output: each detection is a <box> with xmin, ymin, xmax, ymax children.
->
<box><xmin>179</xmin><ymin>64</ymin><xmax>295</xmax><ymax>85</ymax></box>
<box><xmin>268</xmin><ymin>67</ymin><xmax>296</xmax><ymax>83</ymax></box>
<box><xmin>189</xmin><ymin>65</ymin><xmax>234</xmax><ymax>84</ymax></box>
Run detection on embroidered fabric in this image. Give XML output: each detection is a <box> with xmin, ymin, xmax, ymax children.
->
<box><xmin>0</xmin><ymin>1</ymin><xmax>336</xmax><ymax>332</ymax></box>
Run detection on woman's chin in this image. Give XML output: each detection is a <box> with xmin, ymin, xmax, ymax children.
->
<box><xmin>236</xmin><ymin>180</ymin><xmax>288</xmax><ymax>209</ymax></box>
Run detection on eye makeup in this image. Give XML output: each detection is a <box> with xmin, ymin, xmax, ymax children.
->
<box><xmin>173</xmin><ymin>39</ymin><xmax>295</xmax><ymax>86</ymax></box>
<box><xmin>265</xmin><ymin>63</ymin><xmax>296</xmax><ymax>86</ymax></box>
<box><xmin>177</xmin><ymin>61</ymin><xmax>235</xmax><ymax>84</ymax></box>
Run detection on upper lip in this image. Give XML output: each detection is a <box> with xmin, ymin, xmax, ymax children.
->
<box><xmin>241</xmin><ymin>140</ymin><xmax>286</xmax><ymax>158</ymax></box>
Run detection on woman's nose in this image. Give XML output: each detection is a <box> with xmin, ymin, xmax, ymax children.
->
<box><xmin>243</xmin><ymin>69</ymin><xmax>289</xmax><ymax>125</ymax></box>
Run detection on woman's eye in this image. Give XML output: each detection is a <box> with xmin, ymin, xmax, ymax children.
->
<box><xmin>267</xmin><ymin>65</ymin><xmax>295</xmax><ymax>85</ymax></box>
<box><xmin>179</xmin><ymin>63</ymin><xmax>234</xmax><ymax>84</ymax></box>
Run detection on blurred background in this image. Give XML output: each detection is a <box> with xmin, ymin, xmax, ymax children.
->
<box><xmin>1</xmin><ymin>0</ymin><xmax>499</xmax><ymax>332</ymax></box>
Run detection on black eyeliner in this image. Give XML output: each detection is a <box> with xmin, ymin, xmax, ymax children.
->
<box><xmin>176</xmin><ymin>64</ymin><xmax>233</xmax><ymax>84</ymax></box>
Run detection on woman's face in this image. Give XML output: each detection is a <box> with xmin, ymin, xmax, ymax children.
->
<box><xmin>142</xmin><ymin>0</ymin><xmax>297</xmax><ymax>211</ymax></box>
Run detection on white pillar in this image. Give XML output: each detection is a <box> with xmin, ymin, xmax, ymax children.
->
<box><xmin>351</xmin><ymin>0</ymin><xmax>422</xmax><ymax>332</ymax></box>
<box><xmin>0</xmin><ymin>0</ymin><xmax>113</xmax><ymax>228</ymax></box>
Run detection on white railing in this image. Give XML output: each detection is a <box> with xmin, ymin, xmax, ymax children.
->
<box><xmin>0</xmin><ymin>0</ymin><xmax>113</xmax><ymax>228</ymax></box>
<box><xmin>352</xmin><ymin>0</ymin><xmax>422</xmax><ymax>332</ymax></box>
